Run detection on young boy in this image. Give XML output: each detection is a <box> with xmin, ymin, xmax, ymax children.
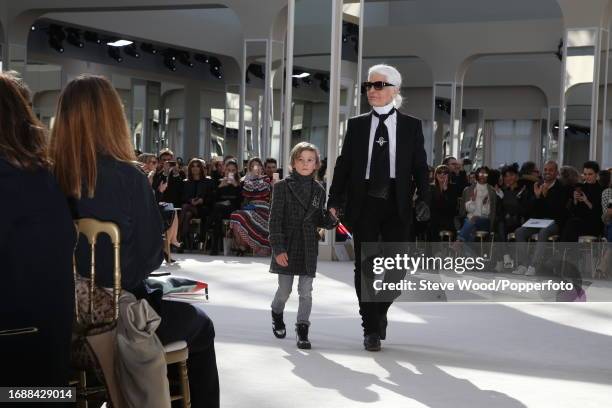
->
<box><xmin>268</xmin><ymin>142</ymin><xmax>338</xmax><ymax>349</ymax></box>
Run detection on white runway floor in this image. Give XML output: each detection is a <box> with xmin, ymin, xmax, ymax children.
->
<box><xmin>159</xmin><ymin>254</ymin><xmax>612</xmax><ymax>408</ymax></box>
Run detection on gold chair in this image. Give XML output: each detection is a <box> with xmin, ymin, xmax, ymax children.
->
<box><xmin>73</xmin><ymin>218</ymin><xmax>191</xmax><ymax>407</ymax></box>
<box><xmin>0</xmin><ymin>327</ymin><xmax>38</xmax><ymax>336</ymax></box>
<box><xmin>439</xmin><ymin>230</ymin><xmax>454</xmax><ymax>243</ymax></box>
<box><xmin>71</xmin><ymin>218</ymin><xmax>124</xmax><ymax>407</ymax></box>
<box><xmin>189</xmin><ymin>218</ymin><xmax>202</xmax><ymax>251</ymax></box>
<box><xmin>474</xmin><ymin>231</ymin><xmax>491</xmax><ymax>258</ymax></box>
<box><xmin>165</xmin><ymin>340</ymin><xmax>191</xmax><ymax>408</ymax></box>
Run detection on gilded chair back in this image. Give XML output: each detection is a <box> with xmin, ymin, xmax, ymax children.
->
<box><xmin>74</xmin><ymin>218</ymin><xmax>122</xmax><ymax>326</ymax></box>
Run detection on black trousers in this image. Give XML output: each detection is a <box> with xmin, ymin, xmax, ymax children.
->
<box><xmin>156</xmin><ymin>300</ymin><xmax>220</xmax><ymax>408</ymax></box>
<box><xmin>353</xmin><ymin>195</ymin><xmax>410</xmax><ymax>336</ymax></box>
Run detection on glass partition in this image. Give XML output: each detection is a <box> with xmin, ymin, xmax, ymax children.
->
<box><xmin>245</xmin><ymin>40</ymin><xmax>267</xmax><ymax>159</ymax></box>
<box><xmin>225</xmin><ymin>84</ymin><xmax>240</xmax><ymax>159</ymax></box>
<box><xmin>460</xmin><ymin>108</ymin><xmax>484</xmax><ymax>167</ymax></box>
<box><xmin>562</xmin><ymin>28</ymin><xmax>597</xmax><ymax>167</ymax></box>
<box><xmin>132</xmin><ymin>81</ymin><xmax>146</xmax><ymax>152</ymax></box>
<box><xmin>291</xmin><ymin>0</ymin><xmax>333</xmax><ymax>162</ymax></box>
<box><xmin>434</xmin><ymin>83</ymin><xmax>453</xmax><ymax>165</ymax></box>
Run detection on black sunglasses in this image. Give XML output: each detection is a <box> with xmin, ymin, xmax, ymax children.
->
<box><xmin>362</xmin><ymin>81</ymin><xmax>396</xmax><ymax>91</ymax></box>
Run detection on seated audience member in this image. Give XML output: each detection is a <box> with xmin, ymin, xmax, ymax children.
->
<box><xmin>597</xmin><ymin>182</ymin><xmax>612</xmax><ymax>278</ymax></box>
<box><xmin>513</xmin><ymin>161</ymin><xmax>570</xmax><ymax>276</ymax></box>
<box><xmin>153</xmin><ymin>148</ymin><xmax>186</xmax><ymax>209</ymax></box>
<box><xmin>499</xmin><ymin>163</ymin><xmax>531</xmax><ymax>239</ymax></box>
<box><xmin>264</xmin><ymin>157</ymin><xmax>279</xmax><ymax>181</ymax></box>
<box><xmin>488</xmin><ymin>168</ymin><xmax>505</xmax><ymax>244</ymax></box>
<box><xmin>560</xmin><ymin>165</ymin><xmax>581</xmax><ymax>188</ymax></box>
<box><xmin>210</xmin><ymin>158</ymin><xmax>225</xmax><ymax>184</ymax></box>
<box><xmin>152</xmin><ymin>149</ymin><xmax>183</xmax><ymax>261</ymax></box>
<box><xmin>230</xmin><ymin>158</ymin><xmax>272</xmax><ymax>256</ymax></box>
<box><xmin>458</xmin><ymin>167</ymin><xmax>497</xmax><ymax>242</ymax></box>
<box><xmin>137</xmin><ymin>152</ymin><xmax>158</xmax><ymax>184</ymax></box>
<box><xmin>427</xmin><ymin>165</ymin><xmax>458</xmax><ymax>241</ymax></box>
<box><xmin>318</xmin><ymin>157</ymin><xmax>328</xmax><ymax>187</ymax></box>
<box><xmin>240</xmin><ymin>159</ymin><xmax>249</xmax><ymax>178</ymax></box>
<box><xmin>561</xmin><ymin>161</ymin><xmax>604</xmax><ymax>242</ymax></box>
<box><xmin>443</xmin><ymin>156</ymin><xmax>469</xmax><ymax>200</ymax></box>
<box><xmin>180</xmin><ymin>158</ymin><xmax>215</xmax><ymax>246</ymax></box>
<box><xmin>598</xmin><ymin>169</ymin><xmax>610</xmax><ymax>190</ymax></box>
<box><xmin>0</xmin><ymin>72</ymin><xmax>75</xmax><ymax>388</ymax></box>
<box><xmin>518</xmin><ymin>161</ymin><xmax>540</xmax><ymax>192</ymax></box>
<box><xmin>468</xmin><ymin>171</ymin><xmax>477</xmax><ymax>186</ymax></box>
<box><xmin>49</xmin><ymin>75</ymin><xmax>219</xmax><ymax>408</ymax></box>
<box><xmin>207</xmin><ymin>159</ymin><xmax>242</xmax><ymax>255</ymax></box>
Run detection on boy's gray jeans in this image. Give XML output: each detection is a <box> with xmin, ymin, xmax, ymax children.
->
<box><xmin>271</xmin><ymin>275</ymin><xmax>314</xmax><ymax>326</ymax></box>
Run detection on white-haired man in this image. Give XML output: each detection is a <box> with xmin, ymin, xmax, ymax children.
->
<box><xmin>328</xmin><ymin>64</ymin><xmax>430</xmax><ymax>351</ymax></box>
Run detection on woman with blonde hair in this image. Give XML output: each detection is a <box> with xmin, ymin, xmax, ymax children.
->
<box><xmin>50</xmin><ymin>74</ymin><xmax>219</xmax><ymax>408</ymax></box>
<box><xmin>0</xmin><ymin>72</ymin><xmax>75</xmax><ymax>387</ymax></box>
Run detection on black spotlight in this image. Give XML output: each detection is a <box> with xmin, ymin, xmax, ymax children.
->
<box><xmin>107</xmin><ymin>46</ymin><xmax>123</xmax><ymax>62</ymax></box>
<box><xmin>177</xmin><ymin>52</ymin><xmax>194</xmax><ymax>67</ymax></box>
<box><xmin>208</xmin><ymin>56</ymin><xmax>222</xmax><ymax>77</ymax></box>
<box><xmin>30</xmin><ymin>25</ymin><xmax>36</xmax><ymax>31</ymax></box>
<box><xmin>194</xmin><ymin>53</ymin><xmax>209</xmax><ymax>64</ymax></box>
<box><xmin>66</xmin><ymin>28</ymin><xmax>84</xmax><ymax>48</ymax></box>
<box><xmin>124</xmin><ymin>44</ymin><xmax>140</xmax><ymax>58</ymax></box>
<box><xmin>141</xmin><ymin>42</ymin><xmax>157</xmax><ymax>55</ymax></box>
<box><xmin>84</xmin><ymin>31</ymin><xmax>102</xmax><ymax>45</ymax></box>
<box><xmin>48</xmin><ymin>24</ymin><xmax>65</xmax><ymax>53</ymax></box>
<box><xmin>164</xmin><ymin>55</ymin><xmax>177</xmax><ymax>71</ymax></box>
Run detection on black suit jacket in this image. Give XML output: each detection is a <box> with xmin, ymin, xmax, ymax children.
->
<box><xmin>328</xmin><ymin>111</ymin><xmax>430</xmax><ymax>228</ymax></box>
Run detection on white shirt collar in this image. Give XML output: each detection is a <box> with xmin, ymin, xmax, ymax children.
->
<box><xmin>372</xmin><ymin>101</ymin><xmax>396</xmax><ymax>115</ymax></box>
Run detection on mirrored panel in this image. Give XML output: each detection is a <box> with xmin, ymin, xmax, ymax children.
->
<box><xmin>270</xmin><ymin>40</ymin><xmax>285</xmax><ymax>161</ymax></box>
<box><xmin>338</xmin><ymin>0</ymin><xmax>362</xmax><ymax>156</ymax></box>
<box><xmin>563</xmin><ymin>28</ymin><xmax>596</xmax><ymax>167</ymax></box>
<box><xmin>245</xmin><ymin>40</ymin><xmax>267</xmax><ymax>160</ymax></box>
<box><xmin>160</xmin><ymin>82</ymin><xmax>185</xmax><ymax>158</ymax></box>
<box><xmin>147</xmin><ymin>81</ymin><xmax>162</xmax><ymax>154</ymax></box>
<box><xmin>548</xmin><ymin>107</ymin><xmax>560</xmax><ymax>163</ymax></box>
<box><xmin>598</xmin><ymin>28</ymin><xmax>610</xmax><ymax>166</ymax></box>
<box><xmin>460</xmin><ymin>108</ymin><xmax>484</xmax><ymax>168</ymax></box>
<box><xmin>605</xmin><ymin>26</ymin><xmax>612</xmax><ymax>167</ymax></box>
<box><xmin>291</xmin><ymin>0</ymin><xmax>332</xmax><ymax>166</ymax></box>
<box><xmin>225</xmin><ymin>84</ymin><xmax>240</xmax><ymax>159</ymax></box>
<box><xmin>434</xmin><ymin>83</ymin><xmax>453</xmax><ymax>165</ymax></box>
<box><xmin>132</xmin><ymin>80</ymin><xmax>146</xmax><ymax>152</ymax></box>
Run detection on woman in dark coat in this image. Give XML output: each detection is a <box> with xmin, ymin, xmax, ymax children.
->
<box><xmin>0</xmin><ymin>73</ymin><xmax>76</xmax><ymax>389</ymax></box>
<box><xmin>49</xmin><ymin>75</ymin><xmax>219</xmax><ymax>408</ymax></box>
<box><xmin>207</xmin><ymin>159</ymin><xmax>242</xmax><ymax>255</ymax></box>
<box><xmin>427</xmin><ymin>165</ymin><xmax>458</xmax><ymax>241</ymax></box>
<box><xmin>269</xmin><ymin>142</ymin><xmax>337</xmax><ymax>349</ymax></box>
<box><xmin>180</xmin><ymin>158</ymin><xmax>215</xmax><ymax>246</ymax></box>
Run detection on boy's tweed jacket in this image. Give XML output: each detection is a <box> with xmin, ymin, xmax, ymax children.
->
<box><xmin>269</xmin><ymin>172</ymin><xmax>337</xmax><ymax>277</ymax></box>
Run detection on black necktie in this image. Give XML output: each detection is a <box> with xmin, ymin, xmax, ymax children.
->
<box><xmin>368</xmin><ymin>108</ymin><xmax>395</xmax><ymax>199</ymax></box>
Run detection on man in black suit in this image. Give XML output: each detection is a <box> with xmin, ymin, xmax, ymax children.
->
<box><xmin>328</xmin><ymin>64</ymin><xmax>430</xmax><ymax>351</ymax></box>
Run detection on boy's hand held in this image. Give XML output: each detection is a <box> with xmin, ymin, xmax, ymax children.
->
<box><xmin>275</xmin><ymin>252</ymin><xmax>289</xmax><ymax>267</ymax></box>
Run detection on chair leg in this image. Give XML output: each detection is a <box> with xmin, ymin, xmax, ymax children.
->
<box><xmin>178</xmin><ymin>360</ymin><xmax>191</xmax><ymax>408</ymax></box>
<box><xmin>77</xmin><ymin>371</ymin><xmax>88</xmax><ymax>408</ymax></box>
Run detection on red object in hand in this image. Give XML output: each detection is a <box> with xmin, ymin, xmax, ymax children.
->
<box><xmin>336</xmin><ymin>222</ymin><xmax>353</xmax><ymax>240</ymax></box>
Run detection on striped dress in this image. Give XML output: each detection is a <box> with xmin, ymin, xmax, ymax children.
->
<box><xmin>230</xmin><ymin>175</ymin><xmax>272</xmax><ymax>256</ymax></box>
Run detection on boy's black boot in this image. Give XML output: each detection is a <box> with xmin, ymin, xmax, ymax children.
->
<box><xmin>295</xmin><ymin>323</ymin><xmax>311</xmax><ymax>349</ymax></box>
<box><xmin>272</xmin><ymin>311</ymin><xmax>286</xmax><ymax>338</ymax></box>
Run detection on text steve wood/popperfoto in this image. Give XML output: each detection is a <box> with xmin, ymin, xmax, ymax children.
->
<box><xmin>372</xmin><ymin>254</ymin><xmax>487</xmax><ymax>275</ymax></box>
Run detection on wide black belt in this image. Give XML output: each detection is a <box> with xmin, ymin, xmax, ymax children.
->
<box><xmin>366</xmin><ymin>179</ymin><xmax>396</xmax><ymax>200</ymax></box>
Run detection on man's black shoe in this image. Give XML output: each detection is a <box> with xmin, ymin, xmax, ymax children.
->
<box><xmin>363</xmin><ymin>333</ymin><xmax>381</xmax><ymax>351</ymax></box>
<box><xmin>379</xmin><ymin>315</ymin><xmax>388</xmax><ymax>340</ymax></box>
<box><xmin>272</xmin><ymin>311</ymin><xmax>286</xmax><ymax>339</ymax></box>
